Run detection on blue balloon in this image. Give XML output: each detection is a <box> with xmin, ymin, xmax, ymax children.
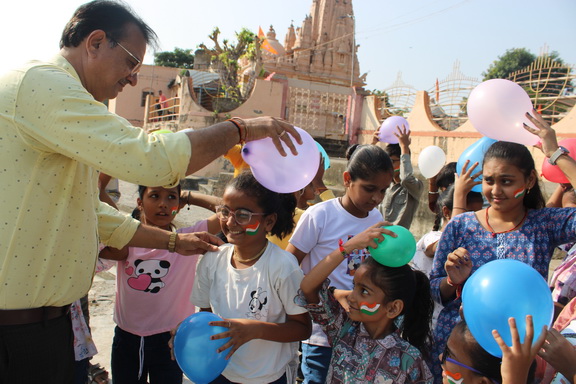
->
<box><xmin>462</xmin><ymin>259</ymin><xmax>553</xmax><ymax>357</ymax></box>
<box><xmin>174</xmin><ymin>312</ymin><xmax>231</xmax><ymax>383</ymax></box>
<box><xmin>315</xmin><ymin>141</ymin><xmax>330</xmax><ymax>170</ymax></box>
<box><xmin>456</xmin><ymin>137</ymin><xmax>497</xmax><ymax>192</ymax></box>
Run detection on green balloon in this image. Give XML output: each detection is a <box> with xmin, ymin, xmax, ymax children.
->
<box><xmin>367</xmin><ymin>225</ymin><xmax>416</xmax><ymax>267</ymax></box>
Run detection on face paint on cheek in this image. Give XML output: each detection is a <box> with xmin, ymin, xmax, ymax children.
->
<box><xmin>244</xmin><ymin>220</ymin><xmax>260</xmax><ymax>236</ymax></box>
<box><xmin>444</xmin><ymin>370</ymin><xmax>464</xmax><ymax>384</ymax></box>
<box><xmin>393</xmin><ymin>166</ymin><xmax>400</xmax><ymax>173</ymax></box>
<box><xmin>513</xmin><ymin>188</ymin><xmax>525</xmax><ymax>199</ymax></box>
<box><xmin>171</xmin><ymin>206</ymin><xmax>179</xmax><ymax>215</ymax></box>
<box><xmin>359</xmin><ymin>302</ymin><xmax>380</xmax><ymax>315</ymax></box>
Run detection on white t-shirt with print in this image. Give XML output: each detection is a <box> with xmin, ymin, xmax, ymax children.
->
<box><xmin>191</xmin><ymin>242</ymin><xmax>306</xmax><ymax>384</ymax></box>
<box><xmin>289</xmin><ymin>198</ymin><xmax>383</xmax><ymax>346</ymax></box>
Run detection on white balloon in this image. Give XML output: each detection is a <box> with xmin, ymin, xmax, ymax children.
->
<box><xmin>418</xmin><ymin>146</ymin><xmax>446</xmax><ymax>179</ymax></box>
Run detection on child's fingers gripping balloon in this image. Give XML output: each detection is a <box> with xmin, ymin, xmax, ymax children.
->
<box><xmin>367</xmin><ymin>225</ymin><xmax>416</xmax><ymax>267</ymax></box>
<box><xmin>462</xmin><ymin>260</ymin><xmax>553</xmax><ymax>358</ymax></box>
<box><xmin>173</xmin><ymin>312</ymin><xmax>231</xmax><ymax>384</ymax></box>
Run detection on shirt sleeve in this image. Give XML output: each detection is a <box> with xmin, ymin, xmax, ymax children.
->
<box><xmin>429</xmin><ymin>221</ymin><xmax>458</xmax><ymax>305</ymax></box>
<box><xmin>295</xmin><ymin>279</ymin><xmax>347</xmax><ymax>345</ymax></box>
<box><xmin>191</xmin><ymin>249</ymin><xmax>218</xmax><ymax>308</ymax></box>
<box><xmin>275</xmin><ymin>263</ymin><xmax>307</xmax><ymax>316</ymax></box>
<box><xmin>289</xmin><ymin>207</ymin><xmax>322</xmax><ymax>253</ymax></box>
<box><xmin>399</xmin><ymin>154</ymin><xmax>424</xmax><ymax>200</ymax></box>
<box><xmin>15</xmin><ymin>62</ymin><xmax>191</xmax><ymax>188</ymax></box>
<box><xmin>95</xmin><ymin>200</ymin><xmax>140</xmax><ymax>249</ymax></box>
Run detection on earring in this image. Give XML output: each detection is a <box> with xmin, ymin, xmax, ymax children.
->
<box><xmin>526</xmin><ymin>188</ymin><xmax>531</xmax><ymax>195</ymax></box>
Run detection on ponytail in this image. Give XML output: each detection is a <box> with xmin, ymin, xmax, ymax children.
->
<box><xmin>362</xmin><ymin>258</ymin><xmax>433</xmax><ymax>358</ymax></box>
<box><xmin>402</xmin><ymin>269</ymin><xmax>434</xmax><ymax>360</ymax></box>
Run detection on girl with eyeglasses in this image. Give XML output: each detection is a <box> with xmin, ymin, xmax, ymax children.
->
<box><xmin>191</xmin><ymin>172</ymin><xmax>312</xmax><ymax>384</ymax></box>
<box><xmin>442</xmin><ymin>316</ymin><xmax>547</xmax><ymax>384</ymax></box>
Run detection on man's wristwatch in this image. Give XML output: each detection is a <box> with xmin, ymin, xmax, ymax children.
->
<box><xmin>548</xmin><ymin>146</ymin><xmax>570</xmax><ymax>165</ymax></box>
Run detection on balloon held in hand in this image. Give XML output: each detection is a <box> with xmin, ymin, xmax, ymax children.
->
<box><xmin>242</xmin><ymin>126</ymin><xmax>320</xmax><ymax>193</ymax></box>
<box><xmin>456</xmin><ymin>136</ymin><xmax>497</xmax><ymax>192</ymax></box>
<box><xmin>418</xmin><ymin>145</ymin><xmax>446</xmax><ymax>178</ymax></box>
<box><xmin>378</xmin><ymin>116</ymin><xmax>410</xmax><ymax>144</ymax></box>
<box><xmin>367</xmin><ymin>225</ymin><xmax>416</xmax><ymax>267</ymax></box>
<box><xmin>462</xmin><ymin>259</ymin><xmax>553</xmax><ymax>358</ymax></box>
<box><xmin>467</xmin><ymin>79</ymin><xmax>539</xmax><ymax>146</ymax></box>
<box><xmin>173</xmin><ymin>312</ymin><xmax>231</xmax><ymax>384</ymax></box>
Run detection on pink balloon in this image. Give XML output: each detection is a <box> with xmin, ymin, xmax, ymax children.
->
<box><xmin>467</xmin><ymin>79</ymin><xmax>539</xmax><ymax>146</ymax></box>
<box><xmin>541</xmin><ymin>138</ymin><xmax>576</xmax><ymax>183</ymax></box>
<box><xmin>241</xmin><ymin>127</ymin><xmax>320</xmax><ymax>193</ymax></box>
<box><xmin>378</xmin><ymin>116</ymin><xmax>409</xmax><ymax>144</ymax></box>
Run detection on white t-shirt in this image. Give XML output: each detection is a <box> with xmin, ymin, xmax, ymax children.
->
<box><xmin>289</xmin><ymin>198</ymin><xmax>383</xmax><ymax>346</ymax></box>
<box><xmin>412</xmin><ymin>230</ymin><xmax>443</xmax><ymax>328</ymax></box>
<box><xmin>191</xmin><ymin>242</ymin><xmax>306</xmax><ymax>384</ymax></box>
<box><xmin>412</xmin><ymin>231</ymin><xmax>442</xmax><ymax>276</ymax></box>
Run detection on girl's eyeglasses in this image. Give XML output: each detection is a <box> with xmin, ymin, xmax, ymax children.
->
<box><xmin>216</xmin><ymin>206</ymin><xmax>266</xmax><ymax>225</ymax></box>
<box><xmin>441</xmin><ymin>343</ymin><xmax>500</xmax><ymax>384</ymax></box>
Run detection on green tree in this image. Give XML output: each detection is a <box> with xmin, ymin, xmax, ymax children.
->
<box><xmin>154</xmin><ymin>48</ymin><xmax>194</xmax><ymax>69</ymax></box>
<box><xmin>199</xmin><ymin>27</ymin><xmax>261</xmax><ymax>102</ymax></box>
<box><xmin>482</xmin><ymin>48</ymin><xmax>536</xmax><ymax>81</ymax></box>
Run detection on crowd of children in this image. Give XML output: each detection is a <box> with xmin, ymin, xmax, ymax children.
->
<box><xmin>84</xmin><ymin>109</ymin><xmax>576</xmax><ymax>384</ymax></box>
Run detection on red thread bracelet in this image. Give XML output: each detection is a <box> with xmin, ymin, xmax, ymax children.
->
<box><xmin>228</xmin><ymin>117</ymin><xmax>246</xmax><ymax>144</ymax></box>
<box><xmin>446</xmin><ymin>276</ymin><xmax>463</xmax><ymax>298</ymax></box>
<box><xmin>338</xmin><ymin>239</ymin><xmax>348</xmax><ymax>258</ymax></box>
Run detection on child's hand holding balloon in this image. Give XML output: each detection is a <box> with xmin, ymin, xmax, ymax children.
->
<box><xmin>342</xmin><ymin>222</ymin><xmax>395</xmax><ymax>253</ymax></box>
<box><xmin>493</xmin><ymin>315</ymin><xmax>547</xmax><ymax>384</ymax></box>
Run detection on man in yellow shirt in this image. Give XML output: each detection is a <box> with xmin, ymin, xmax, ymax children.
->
<box><xmin>0</xmin><ymin>1</ymin><xmax>300</xmax><ymax>382</ymax></box>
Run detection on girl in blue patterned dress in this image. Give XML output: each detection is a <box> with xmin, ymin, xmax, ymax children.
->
<box><xmin>299</xmin><ymin>223</ymin><xmax>434</xmax><ymax>383</ymax></box>
<box><xmin>429</xmin><ymin>111</ymin><xmax>576</xmax><ymax>382</ymax></box>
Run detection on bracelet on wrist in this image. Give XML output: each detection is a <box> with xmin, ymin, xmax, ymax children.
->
<box><xmin>227</xmin><ymin>117</ymin><xmax>247</xmax><ymax>144</ymax></box>
<box><xmin>428</xmin><ymin>191</ymin><xmax>439</xmax><ymax>195</ymax></box>
<box><xmin>446</xmin><ymin>276</ymin><xmax>463</xmax><ymax>298</ymax></box>
<box><xmin>452</xmin><ymin>206</ymin><xmax>466</xmax><ymax>211</ymax></box>
<box><xmin>338</xmin><ymin>239</ymin><xmax>349</xmax><ymax>258</ymax></box>
<box><xmin>168</xmin><ymin>232</ymin><xmax>178</xmax><ymax>253</ymax></box>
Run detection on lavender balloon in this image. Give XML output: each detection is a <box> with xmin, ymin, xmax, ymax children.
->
<box><xmin>241</xmin><ymin>126</ymin><xmax>320</xmax><ymax>193</ymax></box>
<box><xmin>378</xmin><ymin>116</ymin><xmax>410</xmax><ymax>144</ymax></box>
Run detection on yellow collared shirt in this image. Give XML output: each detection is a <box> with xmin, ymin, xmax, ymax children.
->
<box><xmin>0</xmin><ymin>55</ymin><xmax>191</xmax><ymax>309</ymax></box>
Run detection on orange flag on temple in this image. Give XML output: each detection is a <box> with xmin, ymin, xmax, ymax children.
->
<box><xmin>258</xmin><ymin>26</ymin><xmax>278</xmax><ymax>55</ymax></box>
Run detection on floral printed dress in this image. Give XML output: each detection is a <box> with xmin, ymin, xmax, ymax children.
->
<box><xmin>297</xmin><ymin>280</ymin><xmax>433</xmax><ymax>384</ymax></box>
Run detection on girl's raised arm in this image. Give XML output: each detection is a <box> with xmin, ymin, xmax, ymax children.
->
<box><xmin>524</xmin><ymin>110</ymin><xmax>576</xmax><ymax>189</ymax></box>
<box><xmin>300</xmin><ymin>222</ymin><xmax>389</xmax><ymax>304</ymax></box>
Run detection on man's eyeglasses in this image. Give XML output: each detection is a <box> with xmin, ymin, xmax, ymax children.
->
<box><xmin>215</xmin><ymin>206</ymin><xmax>267</xmax><ymax>225</ymax></box>
<box><xmin>441</xmin><ymin>343</ymin><xmax>500</xmax><ymax>384</ymax></box>
<box><xmin>113</xmin><ymin>40</ymin><xmax>142</xmax><ymax>76</ymax></box>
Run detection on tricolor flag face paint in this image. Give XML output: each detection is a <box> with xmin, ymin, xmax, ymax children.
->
<box><xmin>171</xmin><ymin>206</ymin><xmax>179</xmax><ymax>215</ymax></box>
<box><xmin>513</xmin><ymin>188</ymin><xmax>525</xmax><ymax>199</ymax></box>
<box><xmin>359</xmin><ymin>302</ymin><xmax>380</xmax><ymax>315</ymax></box>
<box><xmin>245</xmin><ymin>220</ymin><xmax>260</xmax><ymax>236</ymax></box>
<box><xmin>393</xmin><ymin>166</ymin><xmax>400</xmax><ymax>173</ymax></box>
<box><xmin>444</xmin><ymin>370</ymin><xmax>464</xmax><ymax>384</ymax></box>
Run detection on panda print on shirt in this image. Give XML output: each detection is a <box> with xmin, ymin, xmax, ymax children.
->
<box><xmin>126</xmin><ymin>259</ymin><xmax>171</xmax><ymax>293</ymax></box>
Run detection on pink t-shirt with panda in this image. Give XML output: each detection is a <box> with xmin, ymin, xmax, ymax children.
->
<box><xmin>113</xmin><ymin>221</ymin><xmax>207</xmax><ymax>336</ymax></box>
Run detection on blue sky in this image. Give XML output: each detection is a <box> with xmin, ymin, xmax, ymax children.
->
<box><xmin>3</xmin><ymin>0</ymin><xmax>575</xmax><ymax>91</ymax></box>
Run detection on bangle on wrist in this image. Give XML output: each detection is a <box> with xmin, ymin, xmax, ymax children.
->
<box><xmin>452</xmin><ymin>206</ymin><xmax>466</xmax><ymax>211</ymax></box>
<box><xmin>428</xmin><ymin>191</ymin><xmax>439</xmax><ymax>195</ymax></box>
<box><xmin>168</xmin><ymin>232</ymin><xmax>178</xmax><ymax>253</ymax></box>
<box><xmin>338</xmin><ymin>239</ymin><xmax>349</xmax><ymax>258</ymax></box>
<box><xmin>446</xmin><ymin>276</ymin><xmax>463</xmax><ymax>298</ymax></box>
<box><xmin>227</xmin><ymin>117</ymin><xmax>247</xmax><ymax>144</ymax></box>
